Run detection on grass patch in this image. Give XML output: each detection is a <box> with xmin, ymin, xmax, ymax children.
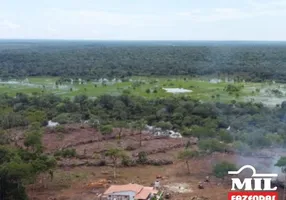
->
<box><xmin>1</xmin><ymin>76</ymin><xmax>285</xmax><ymax>105</ymax></box>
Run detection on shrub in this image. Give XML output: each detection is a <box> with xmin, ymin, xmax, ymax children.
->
<box><xmin>190</xmin><ymin>126</ymin><xmax>215</xmax><ymax>139</ymax></box>
<box><xmin>233</xmin><ymin>141</ymin><xmax>252</xmax><ymax>156</ymax></box>
<box><xmin>100</xmin><ymin>125</ymin><xmax>113</xmax><ymax>135</ymax></box>
<box><xmin>224</xmin><ymin>84</ymin><xmax>243</xmax><ymax>93</ymax></box>
<box><xmin>137</xmin><ymin>151</ymin><xmax>148</xmax><ymax>164</ymax></box>
<box><xmin>125</xmin><ymin>145</ymin><xmax>137</xmax><ymax>151</ymax></box>
<box><xmin>181</xmin><ymin>127</ymin><xmax>192</xmax><ymax>137</ymax></box>
<box><xmin>198</xmin><ymin>138</ymin><xmax>227</xmax><ymax>153</ymax></box>
<box><xmin>218</xmin><ymin>130</ymin><xmax>233</xmax><ymax>143</ymax></box>
<box><xmin>98</xmin><ymin>160</ymin><xmax>106</xmax><ymax>166</ymax></box>
<box><xmin>53</xmin><ymin>113</ymin><xmax>81</xmax><ymax>124</ymax></box>
<box><xmin>121</xmin><ymin>156</ymin><xmax>136</xmax><ymax>167</ymax></box>
<box><xmin>55</xmin><ymin>125</ymin><xmax>65</xmax><ymax>133</ymax></box>
<box><xmin>155</xmin><ymin>121</ymin><xmax>172</xmax><ymax>130</ymax></box>
<box><xmin>54</xmin><ymin>148</ymin><xmax>77</xmax><ymax>158</ymax></box>
<box><xmin>213</xmin><ymin>161</ymin><xmax>237</xmax><ymax>179</ymax></box>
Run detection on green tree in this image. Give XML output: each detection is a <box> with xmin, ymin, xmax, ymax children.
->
<box><xmin>137</xmin><ymin>151</ymin><xmax>148</xmax><ymax>164</ymax></box>
<box><xmin>0</xmin><ymin>150</ymin><xmax>31</xmax><ymax>200</ymax></box>
<box><xmin>25</xmin><ymin>110</ymin><xmax>47</xmax><ymax>125</ymax></box>
<box><xmin>105</xmin><ymin>148</ymin><xmax>126</xmax><ymax>178</ymax></box>
<box><xmin>190</xmin><ymin>125</ymin><xmax>215</xmax><ymax>139</ymax></box>
<box><xmin>266</xmin><ymin>134</ymin><xmax>283</xmax><ymax>146</ymax></box>
<box><xmin>155</xmin><ymin>121</ymin><xmax>172</xmax><ymax>130</ymax></box>
<box><xmin>275</xmin><ymin>156</ymin><xmax>286</xmax><ymax>172</ymax></box>
<box><xmin>88</xmin><ymin>117</ymin><xmax>100</xmax><ymax>129</ymax></box>
<box><xmin>198</xmin><ymin>138</ymin><xmax>227</xmax><ymax>154</ymax></box>
<box><xmin>218</xmin><ymin>130</ymin><xmax>233</xmax><ymax>143</ymax></box>
<box><xmin>232</xmin><ymin>141</ymin><xmax>252</xmax><ymax>156</ymax></box>
<box><xmin>113</xmin><ymin>100</ymin><xmax>127</xmax><ymax>120</ymax></box>
<box><xmin>100</xmin><ymin>125</ymin><xmax>113</xmax><ymax>135</ymax></box>
<box><xmin>24</xmin><ymin>123</ymin><xmax>43</xmax><ymax>154</ymax></box>
<box><xmin>178</xmin><ymin>149</ymin><xmax>199</xmax><ymax>174</ymax></box>
<box><xmin>0</xmin><ymin>130</ymin><xmax>11</xmax><ymax>145</ymax></box>
<box><xmin>275</xmin><ymin>156</ymin><xmax>286</xmax><ymax>199</ymax></box>
<box><xmin>213</xmin><ymin>161</ymin><xmax>237</xmax><ymax>180</ymax></box>
<box><xmin>0</xmin><ymin>141</ymin><xmax>56</xmax><ymax>199</ymax></box>
<box><xmin>133</xmin><ymin>120</ymin><xmax>146</xmax><ymax>147</ymax></box>
<box><xmin>114</xmin><ymin>121</ymin><xmax>127</xmax><ymax>145</ymax></box>
<box><xmin>181</xmin><ymin>127</ymin><xmax>193</xmax><ymax>137</ymax></box>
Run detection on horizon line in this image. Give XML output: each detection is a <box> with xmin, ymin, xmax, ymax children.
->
<box><xmin>1</xmin><ymin>38</ymin><xmax>286</xmax><ymax>42</ymax></box>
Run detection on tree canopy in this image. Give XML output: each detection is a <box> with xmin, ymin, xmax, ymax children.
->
<box><xmin>0</xmin><ymin>123</ymin><xmax>56</xmax><ymax>199</ymax></box>
<box><xmin>1</xmin><ymin>41</ymin><xmax>286</xmax><ymax>82</ymax></box>
<box><xmin>213</xmin><ymin>161</ymin><xmax>237</xmax><ymax>179</ymax></box>
<box><xmin>275</xmin><ymin>156</ymin><xmax>286</xmax><ymax>173</ymax></box>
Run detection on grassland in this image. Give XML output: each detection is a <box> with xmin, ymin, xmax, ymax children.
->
<box><xmin>1</xmin><ymin>76</ymin><xmax>286</xmax><ymax>106</ymax></box>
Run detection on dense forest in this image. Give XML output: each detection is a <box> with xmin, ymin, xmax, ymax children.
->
<box><xmin>1</xmin><ymin>41</ymin><xmax>286</xmax><ymax>82</ymax></box>
<box><xmin>1</xmin><ymin>92</ymin><xmax>286</xmax><ymax>151</ymax></box>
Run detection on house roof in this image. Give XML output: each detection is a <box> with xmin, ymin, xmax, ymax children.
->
<box><xmin>135</xmin><ymin>187</ymin><xmax>158</xmax><ymax>200</ymax></box>
<box><xmin>103</xmin><ymin>183</ymin><xmax>143</xmax><ymax>195</ymax></box>
<box><xmin>104</xmin><ymin>184</ymin><xmax>158</xmax><ymax>200</ymax></box>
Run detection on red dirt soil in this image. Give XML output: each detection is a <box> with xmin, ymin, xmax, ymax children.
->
<box><xmin>14</xmin><ymin>124</ymin><xmax>282</xmax><ymax>200</ymax></box>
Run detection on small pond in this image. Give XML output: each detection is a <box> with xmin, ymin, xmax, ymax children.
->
<box><xmin>163</xmin><ymin>88</ymin><xmax>192</xmax><ymax>94</ymax></box>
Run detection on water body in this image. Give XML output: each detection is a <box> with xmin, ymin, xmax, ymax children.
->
<box><xmin>163</xmin><ymin>88</ymin><xmax>192</xmax><ymax>94</ymax></box>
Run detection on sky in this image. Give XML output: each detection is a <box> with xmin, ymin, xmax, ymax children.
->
<box><xmin>0</xmin><ymin>0</ymin><xmax>286</xmax><ymax>40</ymax></box>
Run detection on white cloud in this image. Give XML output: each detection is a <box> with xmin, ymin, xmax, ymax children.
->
<box><xmin>176</xmin><ymin>8</ymin><xmax>251</xmax><ymax>23</ymax></box>
<box><xmin>0</xmin><ymin>20</ymin><xmax>20</xmax><ymax>29</ymax></box>
<box><xmin>20</xmin><ymin>1</ymin><xmax>286</xmax><ymax>40</ymax></box>
<box><xmin>177</xmin><ymin>9</ymin><xmax>202</xmax><ymax>17</ymax></box>
<box><xmin>175</xmin><ymin>0</ymin><xmax>286</xmax><ymax>23</ymax></box>
<box><xmin>248</xmin><ymin>0</ymin><xmax>286</xmax><ymax>9</ymax></box>
<box><xmin>47</xmin><ymin>8</ymin><xmax>174</xmax><ymax>28</ymax></box>
<box><xmin>244</xmin><ymin>0</ymin><xmax>286</xmax><ymax>16</ymax></box>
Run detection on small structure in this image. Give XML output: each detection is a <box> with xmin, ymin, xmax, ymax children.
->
<box><xmin>145</xmin><ymin>125</ymin><xmax>182</xmax><ymax>138</ymax></box>
<box><xmin>209</xmin><ymin>78</ymin><xmax>222</xmax><ymax>84</ymax></box>
<box><xmin>154</xmin><ymin>180</ymin><xmax>160</xmax><ymax>190</ymax></box>
<box><xmin>168</xmin><ymin>130</ymin><xmax>182</xmax><ymax>139</ymax></box>
<box><xmin>198</xmin><ymin>182</ymin><xmax>204</xmax><ymax>189</ymax></box>
<box><xmin>102</xmin><ymin>183</ymin><xmax>158</xmax><ymax>200</ymax></box>
<box><xmin>47</xmin><ymin>120</ymin><xmax>59</xmax><ymax>128</ymax></box>
<box><xmin>204</xmin><ymin>176</ymin><xmax>209</xmax><ymax>183</ymax></box>
<box><xmin>164</xmin><ymin>193</ymin><xmax>171</xmax><ymax>199</ymax></box>
<box><xmin>162</xmin><ymin>88</ymin><xmax>192</xmax><ymax>94</ymax></box>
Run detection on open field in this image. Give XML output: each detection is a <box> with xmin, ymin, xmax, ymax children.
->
<box><xmin>8</xmin><ymin>124</ymin><xmax>285</xmax><ymax>200</ymax></box>
<box><xmin>1</xmin><ymin>76</ymin><xmax>286</xmax><ymax>106</ymax></box>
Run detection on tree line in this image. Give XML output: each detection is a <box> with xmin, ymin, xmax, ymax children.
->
<box><xmin>2</xmin><ymin>92</ymin><xmax>286</xmax><ymax>150</ymax></box>
<box><xmin>1</xmin><ymin>42</ymin><xmax>286</xmax><ymax>82</ymax></box>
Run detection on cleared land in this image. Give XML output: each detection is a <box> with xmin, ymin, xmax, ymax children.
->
<box><xmin>1</xmin><ymin>76</ymin><xmax>286</xmax><ymax>106</ymax></box>
<box><xmin>8</xmin><ymin>124</ymin><xmax>284</xmax><ymax>200</ymax></box>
